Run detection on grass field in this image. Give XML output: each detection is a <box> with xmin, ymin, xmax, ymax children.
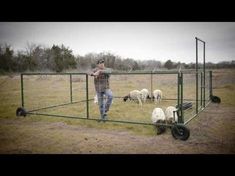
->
<box><xmin>0</xmin><ymin>69</ymin><xmax>235</xmax><ymax>153</ymax></box>
<box><xmin>0</xmin><ymin>69</ymin><xmax>235</xmax><ymax>131</ymax></box>
<box><xmin>12</xmin><ymin>72</ymin><xmax>210</xmax><ymax>122</ymax></box>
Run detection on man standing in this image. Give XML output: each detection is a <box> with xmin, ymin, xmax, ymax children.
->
<box><xmin>90</xmin><ymin>59</ymin><xmax>113</xmax><ymax>121</ymax></box>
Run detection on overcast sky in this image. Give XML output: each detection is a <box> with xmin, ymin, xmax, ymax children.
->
<box><xmin>0</xmin><ymin>22</ymin><xmax>235</xmax><ymax>63</ymax></box>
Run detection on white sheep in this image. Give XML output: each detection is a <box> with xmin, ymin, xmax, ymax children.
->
<box><xmin>151</xmin><ymin>107</ymin><xmax>166</xmax><ymax>134</ymax></box>
<box><xmin>123</xmin><ymin>90</ymin><xmax>142</xmax><ymax>106</ymax></box>
<box><xmin>165</xmin><ymin>106</ymin><xmax>178</xmax><ymax>123</ymax></box>
<box><xmin>152</xmin><ymin>89</ymin><xmax>162</xmax><ymax>103</ymax></box>
<box><xmin>151</xmin><ymin>107</ymin><xmax>166</xmax><ymax>123</ymax></box>
<box><xmin>140</xmin><ymin>88</ymin><xmax>151</xmax><ymax>103</ymax></box>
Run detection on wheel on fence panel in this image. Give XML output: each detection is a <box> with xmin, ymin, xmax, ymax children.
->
<box><xmin>171</xmin><ymin>124</ymin><xmax>190</xmax><ymax>141</ymax></box>
<box><xmin>16</xmin><ymin>107</ymin><xmax>27</xmax><ymax>117</ymax></box>
<box><xmin>210</xmin><ymin>95</ymin><xmax>221</xmax><ymax>104</ymax></box>
<box><xmin>155</xmin><ymin>120</ymin><xmax>166</xmax><ymax>135</ymax></box>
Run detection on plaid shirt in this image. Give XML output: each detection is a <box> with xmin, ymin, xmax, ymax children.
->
<box><xmin>92</xmin><ymin>67</ymin><xmax>112</xmax><ymax>92</ymax></box>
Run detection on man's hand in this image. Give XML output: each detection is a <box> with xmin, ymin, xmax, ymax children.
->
<box><xmin>93</xmin><ymin>70</ymin><xmax>101</xmax><ymax>76</ymax></box>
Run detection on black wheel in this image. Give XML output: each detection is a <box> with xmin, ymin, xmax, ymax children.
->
<box><xmin>171</xmin><ymin>124</ymin><xmax>190</xmax><ymax>141</ymax></box>
<box><xmin>211</xmin><ymin>95</ymin><xmax>221</xmax><ymax>103</ymax></box>
<box><xmin>155</xmin><ymin>120</ymin><xmax>166</xmax><ymax>135</ymax></box>
<box><xmin>16</xmin><ymin>107</ymin><xmax>27</xmax><ymax>117</ymax></box>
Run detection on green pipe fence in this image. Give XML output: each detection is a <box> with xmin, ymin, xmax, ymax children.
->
<box><xmin>21</xmin><ymin>73</ymin><xmax>24</xmax><ymax>107</ymax></box>
<box><xmin>20</xmin><ymin>69</ymin><xmax>212</xmax><ymax>126</ymax></box>
<box><xmin>18</xmin><ymin>37</ymin><xmax>213</xmax><ymax>130</ymax></box>
<box><xmin>70</xmin><ymin>74</ymin><xmax>72</xmax><ymax>103</ymax></box>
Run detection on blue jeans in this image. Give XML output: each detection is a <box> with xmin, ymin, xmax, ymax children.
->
<box><xmin>96</xmin><ymin>89</ymin><xmax>113</xmax><ymax>118</ymax></box>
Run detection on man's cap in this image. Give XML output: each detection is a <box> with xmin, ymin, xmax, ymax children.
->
<box><xmin>97</xmin><ymin>59</ymin><xmax>105</xmax><ymax>64</ymax></box>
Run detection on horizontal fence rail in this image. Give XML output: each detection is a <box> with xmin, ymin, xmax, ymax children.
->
<box><xmin>20</xmin><ymin>70</ymin><xmax>212</xmax><ymax>127</ymax></box>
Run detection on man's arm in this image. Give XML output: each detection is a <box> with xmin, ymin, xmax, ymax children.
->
<box><xmin>100</xmin><ymin>68</ymin><xmax>112</xmax><ymax>74</ymax></box>
<box><xmin>89</xmin><ymin>68</ymin><xmax>112</xmax><ymax>76</ymax></box>
<box><xmin>88</xmin><ymin>68</ymin><xmax>98</xmax><ymax>76</ymax></box>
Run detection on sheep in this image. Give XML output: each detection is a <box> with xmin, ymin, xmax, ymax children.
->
<box><xmin>165</xmin><ymin>106</ymin><xmax>178</xmax><ymax>123</ymax></box>
<box><xmin>151</xmin><ymin>107</ymin><xmax>166</xmax><ymax>134</ymax></box>
<box><xmin>151</xmin><ymin>107</ymin><xmax>166</xmax><ymax>123</ymax></box>
<box><xmin>123</xmin><ymin>90</ymin><xmax>142</xmax><ymax>106</ymax></box>
<box><xmin>152</xmin><ymin>89</ymin><xmax>162</xmax><ymax>103</ymax></box>
<box><xmin>140</xmin><ymin>88</ymin><xmax>151</xmax><ymax>103</ymax></box>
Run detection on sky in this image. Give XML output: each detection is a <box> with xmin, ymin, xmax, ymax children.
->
<box><xmin>0</xmin><ymin>22</ymin><xmax>235</xmax><ymax>64</ymax></box>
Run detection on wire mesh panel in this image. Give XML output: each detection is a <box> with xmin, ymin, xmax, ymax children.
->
<box><xmin>23</xmin><ymin>75</ymin><xmax>69</xmax><ymax>110</ymax></box>
<box><xmin>205</xmin><ymin>71</ymin><xmax>211</xmax><ymax>102</ymax></box>
<box><xmin>21</xmin><ymin>70</ymin><xmax>212</xmax><ymax>125</ymax></box>
<box><xmin>182</xmin><ymin>72</ymin><xmax>197</xmax><ymax>122</ymax></box>
<box><xmin>182</xmin><ymin>70</ymin><xmax>211</xmax><ymax>124</ymax></box>
<box><xmin>23</xmin><ymin>73</ymin><xmax>88</xmax><ymax>118</ymax></box>
<box><xmin>152</xmin><ymin>73</ymin><xmax>178</xmax><ymax>100</ymax></box>
<box><xmin>71</xmin><ymin>75</ymin><xmax>87</xmax><ymax>102</ymax></box>
<box><xmin>87</xmin><ymin>73</ymin><xmax>178</xmax><ymax>123</ymax></box>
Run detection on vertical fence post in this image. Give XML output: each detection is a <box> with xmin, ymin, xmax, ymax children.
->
<box><xmin>209</xmin><ymin>71</ymin><xmax>213</xmax><ymax>99</ymax></box>
<box><xmin>195</xmin><ymin>37</ymin><xmax>206</xmax><ymax>111</ymax></box>
<box><xmin>203</xmin><ymin>42</ymin><xmax>206</xmax><ymax>107</ymax></box>
<box><xmin>177</xmin><ymin>72</ymin><xmax>184</xmax><ymax>123</ymax></box>
<box><xmin>86</xmin><ymin>74</ymin><xmax>89</xmax><ymax>119</ymax></box>
<box><xmin>70</xmin><ymin>74</ymin><xmax>73</xmax><ymax>103</ymax></box>
<box><xmin>150</xmin><ymin>71</ymin><xmax>153</xmax><ymax>98</ymax></box>
<box><xmin>201</xmin><ymin>72</ymin><xmax>203</xmax><ymax>107</ymax></box>
<box><xmin>196</xmin><ymin>38</ymin><xmax>198</xmax><ymax>114</ymax></box>
<box><xmin>21</xmin><ymin>73</ymin><xmax>24</xmax><ymax>107</ymax></box>
<box><xmin>177</xmin><ymin>72</ymin><xmax>180</xmax><ymax>108</ymax></box>
<box><xmin>180</xmin><ymin>72</ymin><xmax>184</xmax><ymax>123</ymax></box>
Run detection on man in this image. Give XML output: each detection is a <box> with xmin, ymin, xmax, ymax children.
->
<box><xmin>89</xmin><ymin>59</ymin><xmax>113</xmax><ymax>121</ymax></box>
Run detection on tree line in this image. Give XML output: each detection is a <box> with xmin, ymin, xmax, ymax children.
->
<box><xmin>0</xmin><ymin>43</ymin><xmax>234</xmax><ymax>74</ymax></box>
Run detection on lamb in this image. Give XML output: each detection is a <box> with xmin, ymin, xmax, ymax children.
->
<box><xmin>151</xmin><ymin>107</ymin><xmax>166</xmax><ymax>123</ymax></box>
<box><xmin>152</xmin><ymin>89</ymin><xmax>162</xmax><ymax>103</ymax></box>
<box><xmin>140</xmin><ymin>88</ymin><xmax>151</xmax><ymax>103</ymax></box>
<box><xmin>151</xmin><ymin>107</ymin><xmax>166</xmax><ymax>134</ymax></box>
<box><xmin>165</xmin><ymin>106</ymin><xmax>178</xmax><ymax>123</ymax></box>
<box><xmin>123</xmin><ymin>90</ymin><xmax>142</xmax><ymax>106</ymax></box>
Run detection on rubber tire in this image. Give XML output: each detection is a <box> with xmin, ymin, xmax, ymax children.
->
<box><xmin>211</xmin><ymin>95</ymin><xmax>221</xmax><ymax>103</ymax></box>
<box><xmin>171</xmin><ymin>124</ymin><xmax>190</xmax><ymax>141</ymax></box>
<box><xmin>16</xmin><ymin>107</ymin><xmax>27</xmax><ymax>117</ymax></box>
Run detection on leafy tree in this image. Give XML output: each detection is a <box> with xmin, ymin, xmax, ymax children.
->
<box><xmin>164</xmin><ymin>59</ymin><xmax>173</xmax><ymax>70</ymax></box>
<box><xmin>0</xmin><ymin>44</ymin><xmax>14</xmax><ymax>72</ymax></box>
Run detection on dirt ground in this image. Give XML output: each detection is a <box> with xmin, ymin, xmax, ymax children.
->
<box><xmin>0</xmin><ymin>103</ymin><xmax>234</xmax><ymax>154</ymax></box>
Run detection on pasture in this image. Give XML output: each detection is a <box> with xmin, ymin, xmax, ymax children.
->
<box><xmin>16</xmin><ymin>71</ymin><xmax>211</xmax><ymax>124</ymax></box>
<box><xmin>0</xmin><ymin>69</ymin><xmax>235</xmax><ymax>153</ymax></box>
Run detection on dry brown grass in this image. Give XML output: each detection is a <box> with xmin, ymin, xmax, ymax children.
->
<box><xmin>0</xmin><ymin>69</ymin><xmax>235</xmax><ymax>153</ymax></box>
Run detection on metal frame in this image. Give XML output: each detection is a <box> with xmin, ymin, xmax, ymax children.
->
<box><xmin>18</xmin><ymin>37</ymin><xmax>213</xmax><ymax>132</ymax></box>
<box><xmin>195</xmin><ymin>37</ymin><xmax>206</xmax><ymax>113</ymax></box>
<box><xmin>20</xmin><ymin>72</ymin><xmax>212</xmax><ymax>127</ymax></box>
<box><xmin>21</xmin><ymin>71</ymin><xmax>181</xmax><ymax>126</ymax></box>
